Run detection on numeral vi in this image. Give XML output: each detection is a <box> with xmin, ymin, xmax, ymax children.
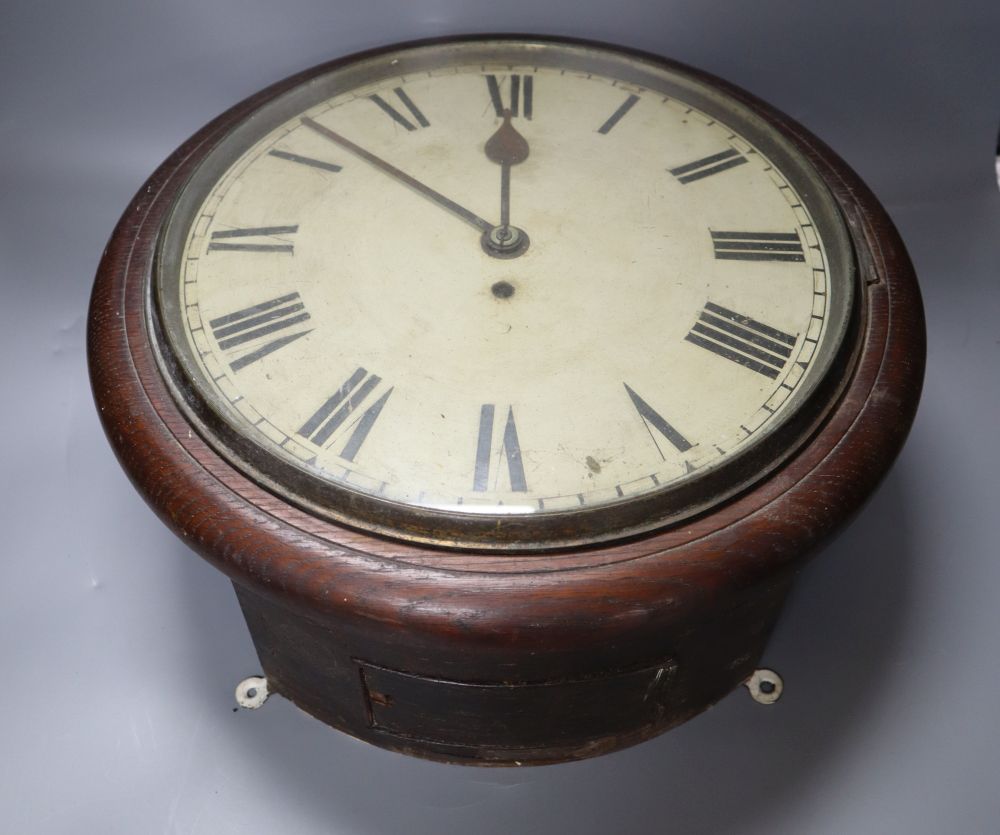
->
<box><xmin>473</xmin><ymin>404</ymin><xmax>528</xmax><ymax>492</ymax></box>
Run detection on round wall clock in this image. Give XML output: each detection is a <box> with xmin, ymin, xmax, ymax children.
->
<box><xmin>88</xmin><ymin>35</ymin><xmax>924</xmax><ymax>765</ymax></box>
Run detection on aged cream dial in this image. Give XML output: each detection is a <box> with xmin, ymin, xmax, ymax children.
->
<box><xmin>155</xmin><ymin>40</ymin><xmax>855</xmax><ymax>547</ymax></box>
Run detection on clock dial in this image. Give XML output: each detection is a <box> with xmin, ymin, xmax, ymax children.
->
<box><xmin>155</xmin><ymin>40</ymin><xmax>856</xmax><ymax>547</ymax></box>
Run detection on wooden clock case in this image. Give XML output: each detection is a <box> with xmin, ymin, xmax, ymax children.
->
<box><xmin>88</xmin><ymin>37</ymin><xmax>925</xmax><ymax>766</ymax></box>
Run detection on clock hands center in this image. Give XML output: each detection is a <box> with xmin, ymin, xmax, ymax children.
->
<box><xmin>301</xmin><ymin>116</ymin><xmax>529</xmax><ymax>260</ymax></box>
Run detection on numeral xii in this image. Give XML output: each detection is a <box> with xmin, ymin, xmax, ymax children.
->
<box><xmin>485</xmin><ymin>74</ymin><xmax>533</xmax><ymax>119</ymax></box>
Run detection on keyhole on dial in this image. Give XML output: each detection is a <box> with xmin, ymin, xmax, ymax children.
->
<box><xmin>491</xmin><ymin>280</ymin><xmax>516</xmax><ymax>299</ymax></box>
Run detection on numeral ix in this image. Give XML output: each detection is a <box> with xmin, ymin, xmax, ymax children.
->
<box><xmin>209</xmin><ymin>293</ymin><xmax>312</xmax><ymax>372</ymax></box>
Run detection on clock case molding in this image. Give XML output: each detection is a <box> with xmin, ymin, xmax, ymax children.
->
<box><xmin>88</xmin><ymin>36</ymin><xmax>925</xmax><ymax>765</ymax></box>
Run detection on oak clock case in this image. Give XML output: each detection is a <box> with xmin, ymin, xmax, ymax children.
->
<box><xmin>88</xmin><ymin>37</ymin><xmax>924</xmax><ymax>765</ymax></box>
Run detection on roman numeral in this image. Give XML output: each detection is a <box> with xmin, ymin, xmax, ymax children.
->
<box><xmin>669</xmin><ymin>149</ymin><xmax>747</xmax><ymax>184</ymax></box>
<box><xmin>268</xmin><ymin>149</ymin><xmax>342</xmax><ymax>173</ymax></box>
<box><xmin>597</xmin><ymin>94</ymin><xmax>640</xmax><ymax>134</ymax></box>
<box><xmin>485</xmin><ymin>74</ymin><xmax>534</xmax><ymax>119</ymax></box>
<box><xmin>711</xmin><ymin>230</ymin><xmax>804</xmax><ymax>262</ymax></box>
<box><xmin>624</xmin><ymin>384</ymin><xmax>692</xmax><ymax>455</ymax></box>
<box><xmin>369</xmin><ymin>87</ymin><xmax>430</xmax><ymax>131</ymax></box>
<box><xmin>298</xmin><ymin>367</ymin><xmax>393</xmax><ymax>461</ymax></box>
<box><xmin>208</xmin><ymin>292</ymin><xmax>312</xmax><ymax>372</ymax></box>
<box><xmin>473</xmin><ymin>405</ymin><xmax>527</xmax><ymax>492</ymax></box>
<box><xmin>207</xmin><ymin>225</ymin><xmax>298</xmax><ymax>253</ymax></box>
<box><xmin>685</xmin><ymin>301</ymin><xmax>796</xmax><ymax>379</ymax></box>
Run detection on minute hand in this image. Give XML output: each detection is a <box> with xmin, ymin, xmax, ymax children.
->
<box><xmin>301</xmin><ymin>116</ymin><xmax>493</xmax><ymax>234</ymax></box>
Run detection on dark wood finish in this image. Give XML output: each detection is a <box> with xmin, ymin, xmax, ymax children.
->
<box><xmin>234</xmin><ymin>573</ymin><xmax>794</xmax><ymax>763</ymax></box>
<box><xmin>87</xmin><ymin>36</ymin><xmax>925</xmax><ymax>765</ymax></box>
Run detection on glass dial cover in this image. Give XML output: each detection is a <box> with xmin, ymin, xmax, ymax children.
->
<box><xmin>154</xmin><ymin>39</ymin><xmax>857</xmax><ymax>549</ymax></box>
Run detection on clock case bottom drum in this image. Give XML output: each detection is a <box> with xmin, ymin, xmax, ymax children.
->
<box><xmin>88</xmin><ymin>38</ymin><xmax>924</xmax><ymax>766</ymax></box>
<box><xmin>233</xmin><ymin>575</ymin><xmax>793</xmax><ymax>763</ymax></box>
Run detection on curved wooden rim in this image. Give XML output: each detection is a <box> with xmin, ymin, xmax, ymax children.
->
<box><xmin>88</xmin><ymin>35</ymin><xmax>924</xmax><ymax>644</ymax></box>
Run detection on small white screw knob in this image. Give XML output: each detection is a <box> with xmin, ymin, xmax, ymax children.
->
<box><xmin>235</xmin><ymin>676</ymin><xmax>270</xmax><ymax>709</ymax></box>
<box><xmin>744</xmin><ymin>668</ymin><xmax>783</xmax><ymax>705</ymax></box>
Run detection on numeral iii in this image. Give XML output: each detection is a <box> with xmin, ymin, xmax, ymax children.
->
<box><xmin>711</xmin><ymin>230</ymin><xmax>804</xmax><ymax>262</ymax></box>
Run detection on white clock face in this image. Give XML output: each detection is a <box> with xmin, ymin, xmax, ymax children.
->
<box><xmin>156</xmin><ymin>40</ymin><xmax>856</xmax><ymax>547</ymax></box>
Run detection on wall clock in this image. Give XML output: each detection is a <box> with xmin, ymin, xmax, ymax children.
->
<box><xmin>88</xmin><ymin>35</ymin><xmax>924</xmax><ymax>765</ymax></box>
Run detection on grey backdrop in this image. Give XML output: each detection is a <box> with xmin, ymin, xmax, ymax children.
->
<box><xmin>3</xmin><ymin>2</ymin><xmax>999</xmax><ymax>833</ymax></box>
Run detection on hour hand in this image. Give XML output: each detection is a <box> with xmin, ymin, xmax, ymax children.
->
<box><xmin>481</xmin><ymin>109</ymin><xmax>531</xmax><ymax>259</ymax></box>
<box><xmin>485</xmin><ymin>108</ymin><xmax>530</xmax><ymax>168</ymax></box>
